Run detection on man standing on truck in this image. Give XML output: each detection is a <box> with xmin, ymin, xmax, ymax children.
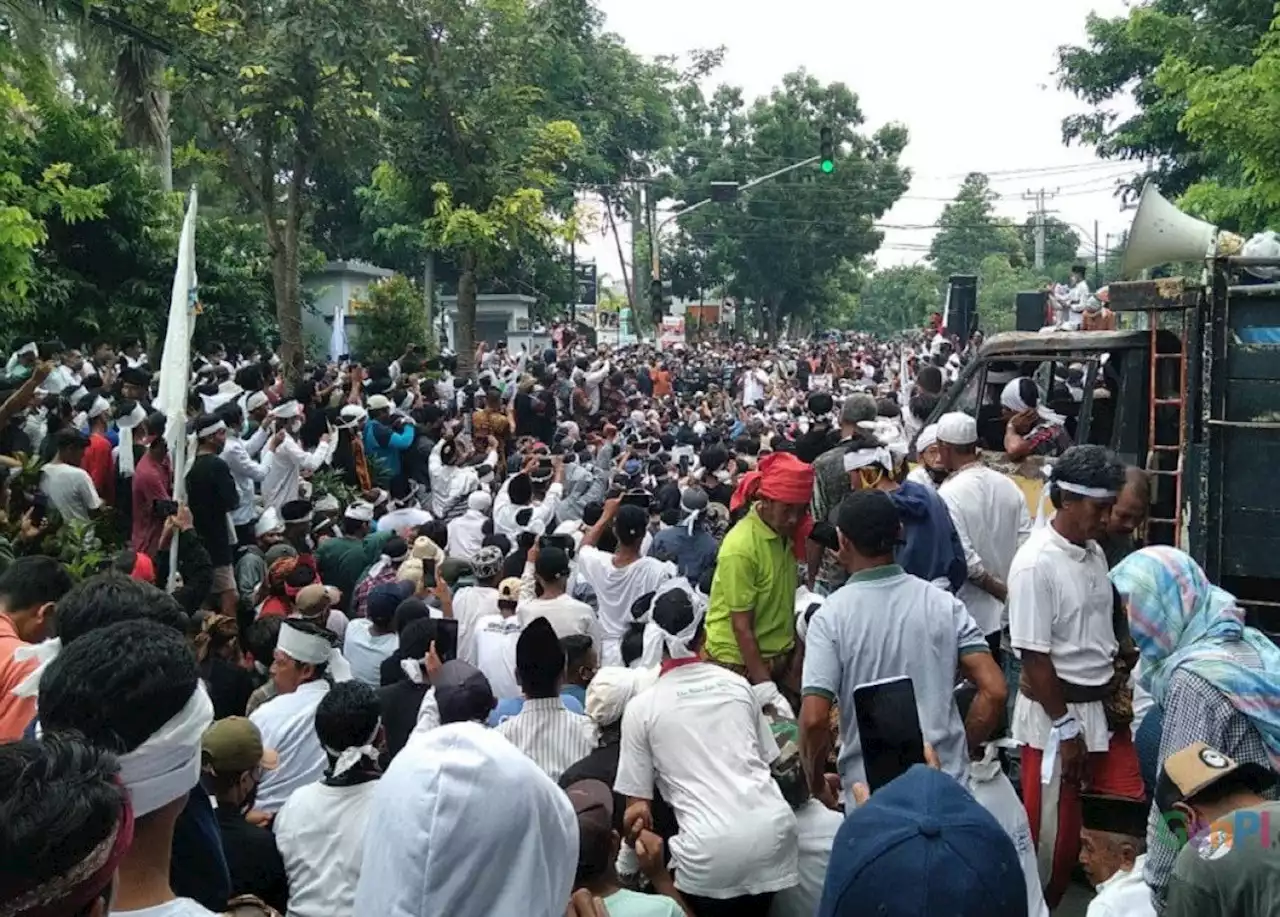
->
<box><xmin>1007</xmin><ymin>445</ymin><xmax>1145</xmax><ymax>909</ymax></box>
<box><xmin>1053</xmin><ymin>265</ymin><xmax>1092</xmax><ymax>329</ymax></box>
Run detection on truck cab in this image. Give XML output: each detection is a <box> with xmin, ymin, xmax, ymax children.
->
<box><xmin>924</xmin><ymin>261</ymin><xmax>1280</xmax><ymax>638</ymax></box>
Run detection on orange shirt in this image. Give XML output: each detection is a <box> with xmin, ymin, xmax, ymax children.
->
<box><xmin>0</xmin><ymin>616</ymin><xmax>37</xmax><ymax>740</ymax></box>
<box><xmin>653</xmin><ymin>371</ymin><xmax>672</xmax><ymax>397</ymax></box>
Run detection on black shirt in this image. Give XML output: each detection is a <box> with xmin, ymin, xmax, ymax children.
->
<box><xmin>379</xmin><ymin>679</ymin><xmax>429</xmax><ymax>761</ymax></box>
<box><xmin>560</xmin><ymin>742</ymin><xmax>679</xmax><ymax>845</ymax></box>
<box><xmin>215</xmin><ymin>803</ymin><xmax>289</xmax><ymax>913</ymax></box>
<box><xmin>172</xmin><ymin>788</ymin><xmax>231</xmax><ymax>911</ymax></box>
<box><xmin>186</xmin><ymin>452</ymin><xmax>239</xmax><ymax>566</ymax></box>
<box><xmin>795</xmin><ymin>425</ymin><xmax>840</xmax><ymax>465</ymax></box>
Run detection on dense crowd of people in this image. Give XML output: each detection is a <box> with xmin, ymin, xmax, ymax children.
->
<box><xmin>0</xmin><ymin>324</ymin><xmax>1276</xmax><ymax>917</ymax></box>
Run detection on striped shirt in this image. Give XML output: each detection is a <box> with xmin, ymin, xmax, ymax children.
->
<box><xmin>496</xmin><ymin>696</ymin><xmax>598</xmax><ymax>781</ymax></box>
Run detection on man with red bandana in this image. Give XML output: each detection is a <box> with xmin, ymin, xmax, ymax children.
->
<box><xmin>706</xmin><ymin>452</ymin><xmax>815</xmax><ymax>708</ymax></box>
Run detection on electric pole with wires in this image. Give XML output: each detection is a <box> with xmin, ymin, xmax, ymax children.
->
<box><xmin>1022</xmin><ymin>187</ymin><xmax>1060</xmax><ymax>270</ymax></box>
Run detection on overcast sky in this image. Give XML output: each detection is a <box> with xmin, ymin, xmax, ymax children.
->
<box><xmin>580</xmin><ymin>0</ymin><xmax>1137</xmax><ymax>291</ymax></box>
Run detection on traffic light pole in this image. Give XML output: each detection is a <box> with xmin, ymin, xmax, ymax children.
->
<box><xmin>650</xmin><ymin>154</ymin><xmax>821</xmax><ymax>281</ymax></box>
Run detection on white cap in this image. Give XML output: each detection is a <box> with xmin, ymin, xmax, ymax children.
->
<box><xmin>254</xmin><ymin>507</ymin><xmax>284</xmax><ymax>538</ymax></box>
<box><xmin>270</xmin><ymin>400</ymin><xmax>302</xmax><ymax>420</ymax></box>
<box><xmin>916</xmin><ymin>423</ymin><xmax>939</xmax><ymax>453</ymax></box>
<box><xmin>345</xmin><ymin>501</ymin><xmax>375</xmax><ymax>523</ymax></box>
<box><xmin>935</xmin><ymin>412</ymin><xmax>978</xmax><ymax>446</ymax></box>
<box><xmin>467</xmin><ymin>491</ymin><xmax>492</xmax><ymax>513</ymax></box>
<box><xmin>368</xmin><ymin>394</ymin><xmax>393</xmax><ymax>412</ymax></box>
<box><xmin>245</xmin><ymin>391</ymin><xmax>270</xmax><ymax>412</ymax></box>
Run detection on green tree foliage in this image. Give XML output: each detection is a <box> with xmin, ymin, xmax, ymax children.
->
<box><xmin>1162</xmin><ymin>10</ymin><xmax>1280</xmax><ymax>232</ymax></box>
<box><xmin>349</xmin><ymin>274</ymin><xmax>429</xmax><ymax>363</ymax></box>
<box><xmin>97</xmin><ymin>0</ymin><xmax>407</xmax><ymax>378</ymax></box>
<box><xmin>927</xmin><ymin>173</ymin><xmax>1023</xmax><ymax>279</ymax></box>
<box><xmin>1056</xmin><ymin>1</ymin><xmax>1273</xmax><ymax>199</ymax></box>
<box><xmin>856</xmin><ymin>265</ymin><xmax>941</xmax><ymax>336</ymax></box>
<box><xmin>665</xmin><ymin>69</ymin><xmax>909</xmax><ymax>337</ymax></box>
<box><xmin>0</xmin><ymin>47</ymin><xmax>175</xmax><ymax>348</ymax></box>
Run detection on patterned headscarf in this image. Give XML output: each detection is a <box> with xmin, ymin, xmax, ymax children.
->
<box><xmin>1111</xmin><ymin>545</ymin><xmax>1280</xmax><ymax>765</ymax></box>
<box><xmin>472</xmin><ymin>546</ymin><xmax>504</xmax><ymax>581</ymax></box>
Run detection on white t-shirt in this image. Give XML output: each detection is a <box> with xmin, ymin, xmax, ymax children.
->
<box><xmin>114</xmin><ymin>901</ymin><xmax>217</xmax><ymax>917</ymax></box>
<box><xmin>614</xmin><ymin>662</ymin><xmax>798</xmax><ymax>899</ymax></box>
<box><xmin>451</xmin><ymin>585</ymin><xmax>500</xmax><ymax>666</ymax></box>
<box><xmin>342</xmin><ymin>618</ymin><xmax>398</xmax><ymax>686</ymax></box>
<box><xmin>473</xmin><ymin>614</ymin><xmax>522</xmax><ymax>700</ymax></box>
<box><xmin>516</xmin><ymin>593</ymin><xmax>598</xmax><ymax>646</ymax></box>
<box><xmin>938</xmin><ymin>464</ymin><xmax>1033</xmax><ymax>636</ymax></box>
<box><xmin>249</xmin><ymin>680</ymin><xmax>330</xmax><ymax>813</ymax></box>
<box><xmin>39</xmin><ymin>463</ymin><xmax>102</xmax><ymax>523</ymax></box>
<box><xmin>742</xmin><ymin>369</ymin><xmax>767</xmax><ymax>406</ymax></box>
<box><xmin>1008</xmin><ymin>524</ymin><xmax>1115</xmax><ymax>753</ymax></box>
<box><xmin>574</xmin><ymin>546</ymin><xmax>675</xmax><ymax>665</ymax></box>
<box><xmin>769</xmin><ymin>799</ymin><xmax>842</xmax><ymax>917</ymax></box>
<box><xmin>274</xmin><ymin>780</ymin><xmax>379</xmax><ymax>917</ymax></box>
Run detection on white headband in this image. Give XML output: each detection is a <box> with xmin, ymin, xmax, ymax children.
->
<box><xmin>277</xmin><ymin>623</ymin><xmax>353</xmax><ymax>681</ymax></box>
<box><xmin>87</xmin><ymin>396</ymin><xmax>111</xmax><ymax>421</ymax></box>
<box><xmin>198</xmin><ymin>419</ymin><xmax>227</xmax><ymax>438</ymax></box>
<box><xmin>1034</xmin><ymin>463</ymin><xmax>1117</xmax><ymax>528</ymax></box>
<box><xmin>640</xmin><ymin>578</ymin><xmax>707</xmax><ymax>667</ymax></box>
<box><xmin>118</xmin><ymin>682</ymin><xmax>214</xmax><ymax>817</ymax></box>
<box><xmin>843</xmin><ymin>447</ymin><xmax>893</xmax><ymax>473</ymax></box>
<box><xmin>277</xmin><ymin>623</ymin><xmax>333</xmax><ymax>665</ymax></box>
<box><xmin>323</xmin><ymin>719</ymin><xmax>382</xmax><ymax>777</ymax></box>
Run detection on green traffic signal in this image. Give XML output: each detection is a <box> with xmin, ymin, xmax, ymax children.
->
<box><xmin>819</xmin><ymin>126</ymin><xmax>834</xmax><ymax>174</ymax></box>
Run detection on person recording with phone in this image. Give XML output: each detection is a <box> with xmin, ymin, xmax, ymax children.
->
<box><xmin>800</xmin><ymin>489</ymin><xmax>1005</xmax><ymax>812</ymax></box>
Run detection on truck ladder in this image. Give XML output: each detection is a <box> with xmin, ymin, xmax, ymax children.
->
<box><xmin>1145</xmin><ymin>309</ymin><xmax>1189</xmax><ymax>545</ymax></box>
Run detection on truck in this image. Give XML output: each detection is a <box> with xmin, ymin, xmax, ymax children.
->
<box><xmin>924</xmin><ymin>257</ymin><xmax>1280</xmax><ymax>636</ymax></box>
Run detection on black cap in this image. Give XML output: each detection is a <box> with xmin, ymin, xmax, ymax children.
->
<box><xmin>1080</xmin><ymin>794</ymin><xmax>1148</xmax><ymax>838</ymax></box>
<box><xmin>535</xmin><ymin>546</ymin><xmax>571</xmax><ymax>581</ymax></box>
<box><xmin>120</xmin><ymin>366</ymin><xmax>151</xmax><ymax>387</ymax></box>
<box><xmin>435</xmin><ymin>660</ymin><xmax>496</xmax><ymax>724</ymax></box>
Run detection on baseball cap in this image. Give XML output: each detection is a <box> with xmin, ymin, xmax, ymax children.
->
<box><xmin>534</xmin><ymin>546</ymin><xmax>571</xmax><ymax>581</ymax></box>
<box><xmin>434</xmin><ymin>660</ymin><xmax>496</xmax><ymax>724</ymax></box>
<box><xmin>498</xmin><ymin>577</ymin><xmax>522</xmax><ymax>603</ymax></box>
<box><xmin>565</xmin><ymin>778</ymin><xmax>615</xmax><ymax>879</ymax></box>
<box><xmin>294</xmin><ymin>583</ymin><xmax>334</xmax><ymax>616</ymax></box>
<box><xmin>368</xmin><ymin>394</ymin><xmax>392</xmax><ymax>411</ymax></box>
<box><xmin>1156</xmin><ymin>742</ymin><xmax>1278</xmax><ymax>813</ymax></box>
<box><xmin>367</xmin><ymin>580</ymin><xmax>415</xmax><ymax>626</ymax></box>
<box><xmin>202</xmin><ymin>717</ymin><xmax>279</xmax><ymax>776</ymax></box>
<box><xmin>819</xmin><ymin>766</ymin><xmax>1027</xmax><ymax>917</ymax></box>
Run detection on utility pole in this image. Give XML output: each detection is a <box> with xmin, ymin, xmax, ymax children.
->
<box><xmin>569</xmin><ymin>234</ymin><xmax>576</xmax><ymax>327</ymax></box>
<box><xmin>630</xmin><ymin>184</ymin><xmax>644</xmax><ymax>340</ymax></box>
<box><xmin>1093</xmin><ymin>219</ymin><xmax>1101</xmax><ymax>288</ymax></box>
<box><xmin>1022</xmin><ymin>187</ymin><xmax>1060</xmax><ymax>270</ymax></box>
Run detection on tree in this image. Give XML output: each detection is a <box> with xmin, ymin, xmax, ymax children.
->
<box><xmin>97</xmin><ymin>0</ymin><xmax>406</xmax><ymax>379</ymax></box>
<box><xmin>1056</xmin><ymin>2</ymin><xmax>1273</xmax><ymax>200</ymax></box>
<box><xmin>1161</xmin><ymin>10</ymin><xmax>1280</xmax><ymax>232</ymax></box>
<box><xmin>349</xmin><ymin>274</ymin><xmax>429</xmax><ymax>363</ymax></box>
<box><xmin>977</xmin><ymin>255</ymin><xmax>1049</xmax><ymax>334</ymax></box>
<box><xmin>928</xmin><ymin>173</ymin><xmax>1023</xmax><ymax>279</ymax></box>
<box><xmin>369</xmin><ymin>0</ymin><xmax>588</xmax><ymax>377</ymax></box>
<box><xmin>664</xmin><ymin>70</ymin><xmax>910</xmax><ymax>338</ymax></box>
<box><xmin>857</xmin><ymin>265</ymin><xmax>941</xmax><ymax>335</ymax></box>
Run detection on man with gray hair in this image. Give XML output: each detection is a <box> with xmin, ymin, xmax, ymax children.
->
<box><xmin>806</xmin><ymin>393</ymin><xmax>879</xmax><ymax>592</ymax></box>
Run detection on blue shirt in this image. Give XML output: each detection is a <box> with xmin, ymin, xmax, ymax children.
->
<box><xmin>363</xmin><ymin>418</ymin><xmax>415</xmax><ymax>479</ymax></box>
<box><xmin>649</xmin><ymin>524</ymin><xmax>720</xmax><ymax>585</ymax></box>
<box><xmin>487</xmin><ymin>692</ymin><xmax>583</xmax><ymax>727</ymax></box>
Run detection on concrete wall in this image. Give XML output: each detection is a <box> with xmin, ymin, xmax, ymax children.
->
<box><xmin>301</xmin><ymin>261</ymin><xmax>395</xmax><ymax>359</ymax></box>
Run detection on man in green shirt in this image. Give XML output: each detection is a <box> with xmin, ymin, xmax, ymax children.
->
<box><xmin>1161</xmin><ymin>742</ymin><xmax>1280</xmax><ymax>917</ymax></box>
<box><xmin>315</xmin><ymin>500</ymin><xmax>394</xmax><ymax>610</ymax></box>
<box><xmin>706</xmin><ymin>451</ymin><xmax>814</xmax><ymax>706</ymax></box>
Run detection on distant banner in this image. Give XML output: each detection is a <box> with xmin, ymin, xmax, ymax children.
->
<box><xmin>660</xmin><ymin>315</ymin><xmax>685</xmax><ymax>347</ymax></box>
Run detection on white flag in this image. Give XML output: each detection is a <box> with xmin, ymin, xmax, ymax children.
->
<box><xmin>157</xmin><ymin>186</ymin><xmax>198</xmax><ymax>505</ymax></box>
<box><xmin>329</xmin><ymin>299</ymin><xmax>349</xmax><ymax>363</ymax></box>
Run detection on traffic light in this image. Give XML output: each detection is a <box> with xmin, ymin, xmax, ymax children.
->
<box><xmin>820</xmin><ymin>126</ymin><xmax>834</xmax><ymax>174</ymax></box>
<box><xmin>650</xmin><ymin>277</ymin><xmax>672</xmax><ymax>323</ymax></box>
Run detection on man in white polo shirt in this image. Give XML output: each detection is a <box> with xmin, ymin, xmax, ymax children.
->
<box><xmin>935</xmin><ymin>411</ymin><xmax>1032</xmax><ymax>659</ymax></box>
<box><xmin>1008</xmin><ymin>444</ymin><xmax>1143</xmax><ymax>909</ymax></box>
<box><xmin>615</xmin><ymin>588</ymin><xmax>797</xmax><ymax>916</ymax></box>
